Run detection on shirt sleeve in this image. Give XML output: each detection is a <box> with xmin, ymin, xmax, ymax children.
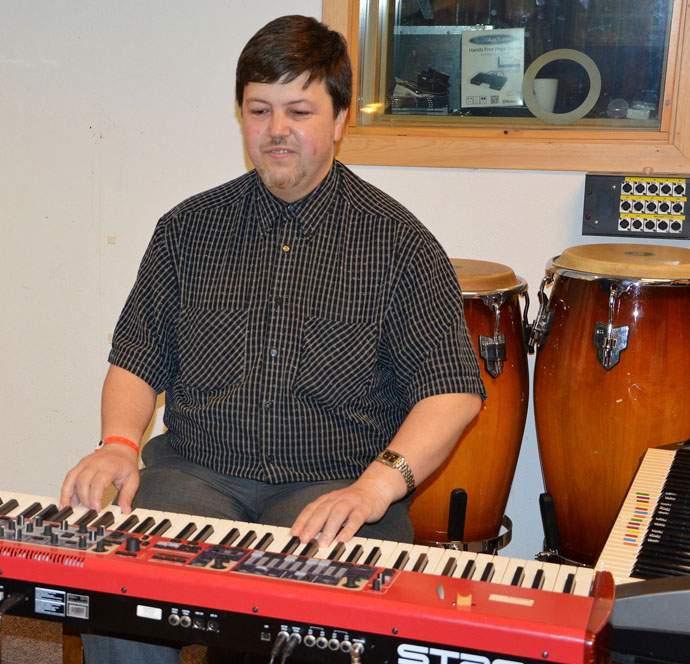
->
<box><xmin>384</xmin><ymin>231</ymin><xmax>487</xmax><ymax>408</ymax></box>
<box><xmin>108</xmin><ymin>214</ymin><xmax>180</xmax><ymax>394</ymax></box>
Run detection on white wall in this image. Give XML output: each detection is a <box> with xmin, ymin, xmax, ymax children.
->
<box><xmin>2</xmin><ymin>1</ymin><xmax>686</xmax><ymax>561</ymax></box>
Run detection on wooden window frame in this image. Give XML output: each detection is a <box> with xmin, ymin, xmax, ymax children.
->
<box><xmin>323</xmin><ymin>0</ymin><xmax>690</xmax><ymax>173</ymax></box>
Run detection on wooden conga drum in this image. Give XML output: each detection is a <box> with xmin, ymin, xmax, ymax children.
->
<box><xmin>409</xmin><ymin>259</ymin><xmax>529</xmax><ymax>547</ymax></box>
<box><xmin>532</xmin><ymin>244</ymin><xmax>690</xmax><ymax>566</ymax></box>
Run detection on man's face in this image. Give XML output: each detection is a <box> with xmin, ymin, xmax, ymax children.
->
<box><xmin>241</xmin><ymin>73</ymin><xmax>347</xmax><ymax>202</ymax></box>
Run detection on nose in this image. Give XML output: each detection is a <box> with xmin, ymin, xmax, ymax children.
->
<box><xmin>268</xmin><ymin>110</ymin><xmax>289</xmax><ymax>138</ymax></box>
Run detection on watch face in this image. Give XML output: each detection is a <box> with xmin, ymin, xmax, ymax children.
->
<box><xmin>380</xmin><ymin>450</ymin><xmax>399</xmax><ymax>464</ymax></box>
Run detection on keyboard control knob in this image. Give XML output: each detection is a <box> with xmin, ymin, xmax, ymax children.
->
<box><xmin>125</xmin><ymin>537</ymin><xmax>141</xmax><ymax>553</ymax></box>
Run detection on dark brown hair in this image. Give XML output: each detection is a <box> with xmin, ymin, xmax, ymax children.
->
<box><xmin>236</xmin><ymin>15</ymin><xmax>352</xmax><ymax>116</ymax></box>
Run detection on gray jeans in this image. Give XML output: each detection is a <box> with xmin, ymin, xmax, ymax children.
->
<box><xmin>82</xmin><ymin>434</ymin><xmax>413</xmax><ymax>663</ymax></box>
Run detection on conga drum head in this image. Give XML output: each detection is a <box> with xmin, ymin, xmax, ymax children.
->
<box><xmin>409</xmin><ymin>258</ymin><xmax>528</xmax><ymax>546</ymax></box>
<box><xmin>551</xmin><ymin>243</ymin><xmax>690</xmax><ymax>280</ymax></box>
<box><xmin>451</xmin><ymin>258</ymin><xmax>527</xmax><ymax>295</ymax></box>
<box><xmin>534</xmin><ymin>243</ymin><xmax>690</xmax><ymax>565</ymax></box>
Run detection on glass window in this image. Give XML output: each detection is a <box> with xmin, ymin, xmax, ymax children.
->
<box><xmin>359</xmin><ymin>0</ymin><xmax>673</xmax><ymax>128</ymax></box>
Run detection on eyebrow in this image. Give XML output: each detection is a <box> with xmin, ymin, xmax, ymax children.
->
<box><xmin>244</xmin><ymin>95</ymin><xmax>316</xmax><ymax>106</ymax></box>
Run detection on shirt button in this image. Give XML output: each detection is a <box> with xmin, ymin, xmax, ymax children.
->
<box><xmin>286</xmin><ymin>204</ymin><xmax>295</xmax><ymax>213</ymax></box>
<box><xmin>274</xmin><ymin>295</ymin><xmax>283</xmax><ymax>305</ymax></box>
<box><xmin>269</xmin><ymin>348</ymin><xmax>278</xmax><ymax>358</ymax></box>
<box><xmin>263</xmin><ymin>400</ymin><xmax>273</xmax><ymax>409</ymax></box>
<box><xmin>266</xmin><ymin>454</ymin><xmax>275</xmax><ymax>463</ymax></box>
<box><xmin>282</xmin><ymin>245</ymin><xmax>290</xmax><ymax>253</ymax></box>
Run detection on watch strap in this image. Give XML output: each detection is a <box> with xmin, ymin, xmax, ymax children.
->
<box><xmin>375</xmin><ymin>449</ymin><xmax>416</xmax><ymax>493</ymax></box>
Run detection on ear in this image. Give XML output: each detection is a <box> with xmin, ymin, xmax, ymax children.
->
<box><xmin>334</xmin><ymin>107</ymin><xmax>348</xmax><ymax>143</ymax></box>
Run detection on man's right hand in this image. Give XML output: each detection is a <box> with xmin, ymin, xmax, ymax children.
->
<box><xmin>59</xmin><ymin>444</ymin><xmax>140</xmax><ymax>513</ymax></box>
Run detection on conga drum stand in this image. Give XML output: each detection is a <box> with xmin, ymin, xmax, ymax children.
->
<box><xmin>416</xmin><ymin>487</ymin><xmax>513</xmax><ymax>554</ymax></box>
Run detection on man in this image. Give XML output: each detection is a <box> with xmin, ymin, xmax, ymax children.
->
<box><xmin>60</xmin><ymin>14</ymin><xmax>485</xmax><ymax>664</ymax></box>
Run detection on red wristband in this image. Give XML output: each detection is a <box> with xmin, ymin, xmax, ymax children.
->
<box><xmin>99</xmin><ymin>436</ymin><xmax>139</xmax><ymax>455</ymax></box>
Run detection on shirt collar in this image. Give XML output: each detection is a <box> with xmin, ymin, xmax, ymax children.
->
<box><xmin>252</xmin><ymin>162</ymin><xmax>340</xmax><ymax>239</ymax></box>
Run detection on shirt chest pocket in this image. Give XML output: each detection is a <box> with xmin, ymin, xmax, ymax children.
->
<box><xmin>178</xmin><ymin>306</ymin><xmax>248</xmax><ymax>392</ymax></box>
<box><xmin>292</xmin><ymin>316</ymin><xmax>380</xmax><ymax>408</ymax></box>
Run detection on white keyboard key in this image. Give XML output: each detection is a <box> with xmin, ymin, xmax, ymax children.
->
<box><xmin>538</xmin><ymin>561</ymin><xmax>562</xmax><ymax>591</ymax></box>
<box><xmin>573</xmin><ymin>566</ymin><xmax>596</xmax><ymax>596</ymax></box>
<box><xmin>497</xmin><ymin>557</ymin><xmax>528</xmax><ymax>586</ymax></box>
<box><xmin>452</xmin><ymin>552</ymin><xmax>479</xmax><ymax>579</ymax></box>
<box><xmin>520</xmin><ymin>560</ymin><xmax>545</xmax><ymax>589</ymax></box>
<box><xmin>432</xmin><ymin>549</ymin><xmax>463</xmax><ymax>577</ymax></box>
<box><xmin>554</xmin><ymin>565</ymin><xmax>579</xmax><ymax>594</ymax></box>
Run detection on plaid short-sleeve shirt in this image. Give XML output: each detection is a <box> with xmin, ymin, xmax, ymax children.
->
<box><xmin>110</xmin><ymin>161</ymin><xmax>486</xmax><ymax>482</ymax></box>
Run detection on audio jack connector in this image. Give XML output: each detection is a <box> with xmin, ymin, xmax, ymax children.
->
<box><xmin>280</xmin><ymin>632</ymin><xmax>302</xmax><ymax>664</ymax></box>
<box><xmin>268</xmin><ymin>631</ymin><xmax>289</xmax><ymax>664</ymax></box>
<box><xmin>350</xmin><ymin>642</ymin><xmax>365</xmax><ymax>663</ymax></box>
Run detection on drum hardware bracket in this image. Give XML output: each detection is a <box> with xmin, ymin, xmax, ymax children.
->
<box><xmin>419</xmin><ymin>515</ymin><xmax>513</xmax><ymax>554</ymax></box>
<box><xmin>527</xmin><ymin>276</ymin><xmax>555</xmax><ymax>353</ymax></box>
<box><xmin>535</xmin><ymin>550</ymin><xmax>591</xmax><ymax>568</ymax></box>
<box><xmin>478</xmin><ymin>334</ymin><xmax>506</xmax><ymax>377</ymax></box>
<box><xmin>593</xmin><ymin>283</ymin><xmax>630</xmax><ymax>370</ymax></box>
<box><xmin>521</xmin><ymin>290</ymin><xmax>532</xmax><ymax>346</ymax></box>
<box><xmin>478</xmin><ymin>296</ymin><xmax>507</xmax><ymax>377</ymax></box>
<box><xmin>535</xmin><ymin>493</ymin><xmax>589</xmax><ymax>566</ymax></box>
<box><xmin>593</xmin><ymin>323</ymin><xmax>629</xmax><ymax>370</ymax></box>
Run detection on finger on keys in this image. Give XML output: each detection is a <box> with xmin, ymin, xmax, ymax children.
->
<box><xmin>115</xmin><ymin>473</ymin><xmax>139</xmax><ymax>514</ymax></box>
<box><xmin>59</xmin><ymin>464</ymin><xmax>83</xmax><ymax>509</ymax></box>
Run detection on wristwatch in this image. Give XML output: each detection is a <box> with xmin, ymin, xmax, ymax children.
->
<box><xmin>375</xmin><ymin>449</ymin><xmax>416</xmax><ymax>493</ymax></box>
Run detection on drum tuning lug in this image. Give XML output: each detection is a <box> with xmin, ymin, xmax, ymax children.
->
<box><xmin>479</xmin><ymin>298</ymin><xmax>507</xmax><ymax>377</ymax></box>
<box><xmin>593</xmin><ymin>324</ymin><xmax>629</xmax><ymax>370</ymax></box>
<box><xmin>478</xmin><ymin>334</ymin><xmax>506</xmax><ymax>377</ymax></box>
<box><xmin>527</xmin><ymin>276</ymin><xmax>554</xmax><ymax>353</ymax></box>
<box><xmin>593</xmin><ymin>283</ymin><xmax>630</xmax><ymax>370</ymax></box>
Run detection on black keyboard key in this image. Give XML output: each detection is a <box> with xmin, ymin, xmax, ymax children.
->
<box><xmin>412</xmin><ymin>553</ymin><xmax>429</xmax><ymax>573</ymax></box>
<box><xmin>115</xmin><ymin>515</ymin><xmax>139</xmax><ymax>532</ymax></box>
<box><xmin>364</xmin><ymin>546</ymin><xmax>381</xmax><ymax>566</ymax></box>
<box><xmin>192</xmin><ymin>524</ymin><xmax>215</xmax><ymax>543</ymax></box>
<box><xmin>148</xmin><ymin>519</ymin><xmax>172</xmax><ymax>537</ymax></box>
<box><xmin>237</xmin><ymin>530</ymin><xmax>257</xmax><ymax>548</ymax></box>
<box><xmin>480</xmin><ymin>562</ymin><xmax>495</xmax><ymax>582</ymax></box>
<box><xmin>75</xmin><ymin>510</ymin><xmax>99</xmax><ymax>527</ymax></box>
<box><xmin>327</xmin><ymin>542</ymin><xmax>346</xmax><ymax>561</ymax></box>
<box><xmin>392</xmin><ymin>551</ymin><xmax>410</xmax><ymax>570</ymax></box>
<box><xmin>346</xmin><ymin>544</ymin><xmax>363</xmax><ymax>563</ymax></box>
<box><xmin>36</xmin><ymin>504</ymin><xmax>59</xmax><ymax>521</ymax></box>
<box><xmin>0</xmin><ymin>499</ymin><xmax>18</xmax><ymax>516</ymax></box>
<box><xmin>510</xmin><ymin>566</ymin><xmax>525</xmax><ymax>586</ymax></box>
<box><xmin>132</xmin><ymin>517</ymin><xmax>156</xmax><ymax>534</ymax></box>
<box><xmin>532</xmin><ymin>569</ymin><xmax>545</xmax><ymax>590</ymax></box>
<box><xmin>219</xmin><ymin>528</ymin><xmax>240</xmax><ymax>546</ymax></box>
<box><xmin>19</xmin><ymin>502</ymin><xmax>42</xmax><ymax>519</ymax></box>
<box><xmin>461</xmin><ymin>560</ymin><xmax>476</xmax><ymax>579</ymax></box>
<box><xmin>175</xmin><ymin>522</ymin><xmax>197</xmax><ymax>541</ymax></box>
<box><xmin>299</xmin><ymin>539</ymin><xmax>319</xmax><ymax>557</ymax></box>
<box><xmin>440</xmin><ymin>557</ymin><xmax>457</xmax><ymax>577</ymax></box>
<box><xmin>92</xmin><ymin>512</ymin><xmax>116</xmax><ymax>529</ymax></box>
<box><xmin>52</xmin><ymin>506</ymin><xmax>73</xmax><ymax>523</ymax></box>
<box><xmin>281</xmin><ymin>536</ymin><xmax>300</xmax><ymax>554</ymax></box>
<box><xmin>562</xmin><ymin>572</ymin><xmax>576</xmax><ymax>594</ymax></box>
